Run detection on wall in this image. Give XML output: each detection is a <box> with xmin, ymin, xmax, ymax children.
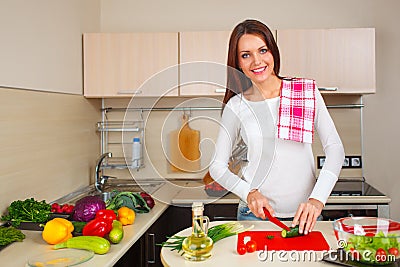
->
<box><xmin>100</xmin><ymin>0</ymin><xmax>400</xmax><ymax>220</ymax></box>
<box><xmin>0</xmin><ymin>88</ymin><xmax>101</xmax><ymax>213</ymax></box>
<box><xmin>0</xmin><ymin>0</ymin><xmax>102</xmax><ymax>214</ymax></box>
<box><xmin>0</xmin><ymin>0</ymin><xmax>100</xmax><ymax>94</ymax></box>
<box><xmin>363</xmin><ymin>3</ymin><xmax>400</xmax><ymax>220</ymax></box>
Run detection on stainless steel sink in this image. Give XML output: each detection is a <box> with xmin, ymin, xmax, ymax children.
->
<box><xmin>52</xmin><ymin>179</ymin><xmax>165</xmax><ymax>204</ymax></box>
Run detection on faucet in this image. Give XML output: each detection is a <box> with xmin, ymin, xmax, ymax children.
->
<box><xmin>95</xmin><ymin>152</ymin><xmax>114</xmax><ymax>193</ymax></box>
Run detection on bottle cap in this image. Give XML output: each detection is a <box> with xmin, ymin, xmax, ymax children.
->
<box><xmin>192</xmin><ymin>202</ymin><xmax>204</xmax><ymax>215</ymax></box>
<box><xmin>133</xmin><ymin>137</ymin><xmax>140</xmax><ymax>142</ymax></box>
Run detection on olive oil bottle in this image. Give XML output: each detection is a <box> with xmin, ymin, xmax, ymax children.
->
<box><xmin>182</xmin><ymin>202</ymin><xmax>213</xmax><ymax>261</ymax></box>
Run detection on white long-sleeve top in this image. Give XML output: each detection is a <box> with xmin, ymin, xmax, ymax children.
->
<box><xmin>209</xmin><ymin>88</ymin><xmax>345</xmax><ymax>217</ymax></box>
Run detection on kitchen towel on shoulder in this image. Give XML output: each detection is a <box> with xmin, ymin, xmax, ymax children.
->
<box><xmin>277</xmin><ymin>77</ymin><xmax>316</xmax><ymax>144</ymax></box>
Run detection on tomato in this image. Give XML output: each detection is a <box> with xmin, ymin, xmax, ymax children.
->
<box><xmin>237</xmin><ymin>244</ymin><xmax>247</xmax><ymax>255</ymax></box>
<box><xmin>51</xmin><ymin>203</ymin><xmax>61</xmax><ymax>213</ymax></box>
<box><xmin>365</xmin><ymin>232</ymin><xmax>375</xmax><ymax>237</ymax></box>
<box><xmin>376</xmin><ymin>248</ymin><xmax>387</xmax><ymax>262</ymax></box>
<box><xmin>246</xmin><ymin>240</ymin><xmax>257</xmax><ymax>253</ymax></box>
<box><xmin>388</xmin><ymin>247</ymin><xmax>399</xmax><ymax>257</ymax></box>
<box><xmin>61</xmin><ymin>204</ymin><xmax>70</xmax><ymax>213</ymax></box>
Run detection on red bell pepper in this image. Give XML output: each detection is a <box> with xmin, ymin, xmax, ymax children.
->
<box><xmin>82</xmin><ymin>218</ymin><xmax>113</xmax><ymax>237</ymax></box>
<box><xmin>95</xmin><ymin>209</ymin><xmax>117</xmax><ymax>222</ymax></box>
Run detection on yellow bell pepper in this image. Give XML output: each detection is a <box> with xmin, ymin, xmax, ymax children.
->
<box><xmin>117</xmin><ymin>207</ymin><xmax>135</xmax><ymax>225</ymax></box>
<box><xmin>42</xmin><ymin>217</ymin><xmax>74</xmax><ymax>245</ymax></box>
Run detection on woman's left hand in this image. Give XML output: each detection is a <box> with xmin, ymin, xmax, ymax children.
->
<box><xmin>292</xmin><ymin>198</ymin><xmax>323</xmax><ymax>235</ymax></box>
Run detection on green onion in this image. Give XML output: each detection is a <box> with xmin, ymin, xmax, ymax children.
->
<box><xmin>159</xmin><ymin>222</ymin><xmax>253</xmax><ymax>253</ymax></box>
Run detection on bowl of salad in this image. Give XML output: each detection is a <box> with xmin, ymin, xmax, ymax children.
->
<box><xmin>333</xmin><ymin>217</ymin><xmax>400</xmax><ymax>265</ymax></box>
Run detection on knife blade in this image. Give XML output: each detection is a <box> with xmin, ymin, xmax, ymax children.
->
<box><xmin>263</xmin><ymin>207</ymin><xmax>291</xmax><ymax>231</ymax></box>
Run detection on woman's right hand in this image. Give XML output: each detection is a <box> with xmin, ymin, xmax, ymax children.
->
<box><xmin>246</xmin><ymin>189</ymin><xmax>274</xmax><ymax>219</ymax></box>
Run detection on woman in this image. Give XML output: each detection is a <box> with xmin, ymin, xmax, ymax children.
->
<box><xmin>209</xmin><ymin>19</ymin><xmax>345</xmax><ymax>235</ymax></box>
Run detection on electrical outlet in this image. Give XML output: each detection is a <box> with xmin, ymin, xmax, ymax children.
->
<box><xmin>317</xmin><ymin>156</ymin><xmax>325</xmax><ymax>169</ymax></box>
<box><xmin>350</xmin><ymin>156</ymin><xmax>362</xmax><ymax>168</ymax></box>
<box><xmin>343</xmin><ymin>157</ymin><xmax>350</xmax><ymax>167</ymax></box>
<box><xmin>317</xmin><ymin>155</ymin><xmax>362</xmax><ymax>169</ymax></box>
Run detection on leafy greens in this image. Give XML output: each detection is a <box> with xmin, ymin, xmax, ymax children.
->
<box><xmin>0</xmin><ymin>226</ymin><xmax>26</xmax><ymax>246</ymax></box>
<box><xmin>0</xmin><ymin>198</ymin><xmax>51</xmax><ymax>227</ymax></box>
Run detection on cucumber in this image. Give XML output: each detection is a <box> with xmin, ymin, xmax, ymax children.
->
<box><xmin>53</xmin><ymin>236</ymin><xmax>110</xmax><ymax>254</ymax></box>
<box><xmin>108</xmin><ymin>220</ymin><xmax>124</xmax><ymax>244</ymax></box>
<box><xmin>281</xmin><ymin>225</ymin><xmax>302</xmax><ymax>238</ymax></box>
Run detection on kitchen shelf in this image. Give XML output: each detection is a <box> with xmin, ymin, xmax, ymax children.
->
<box><xmin>97</xmin><ymin>121</ymin><xmax>143</xmax><ymax>132</ymax></box>
<box><xmin>102</xmin><ymin>157</ymin><xmax>144</xmax><ymax>169</ymax></box>
<box><xmin>98</xmin><ymin>110</ymin><xmax>145</xmax><ymax>170</ymax></box>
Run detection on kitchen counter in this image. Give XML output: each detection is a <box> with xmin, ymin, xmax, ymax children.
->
<box><xmin>0</xmin><ymin>200</ymin><xmax>168</xmax><ymax>267</ymax></box>
<box><xmin>0</xmin><ymin>181</ymin><xmax>391</xmax><ymax>266</ymax></box>
<box><xmin>171</xmin><ymin>186</ymin><xmax>391</xmax><ymax>205</ymax></box>
<box><xmin>161</xmin><ymin>221</ymin><xmax>339</xmax><ymax>267</ymax></box>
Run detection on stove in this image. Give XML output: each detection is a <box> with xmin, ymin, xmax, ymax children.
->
<box><xmin>330</xmin><ymin>177</ymin><xmax>385</xmax><ymax>197</ymax></box>
<box><xmin>323</xmin><ymin>177</ymin><xmax>390</xmax><ymax>220</ymax></box>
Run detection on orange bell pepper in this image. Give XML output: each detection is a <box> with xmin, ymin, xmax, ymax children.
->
<box><xmin>117</xmin><ymin>207</ymin><xmax>135</xmax><ymax>225</ymax></box>
<box><xmin>42</xmin><ymin>217</ymin><xmax>74</xmax><ymax>245</ymax></box>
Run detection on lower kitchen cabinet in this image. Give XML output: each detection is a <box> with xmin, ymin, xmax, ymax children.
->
<box><xmin>204</xmin><ymin>203</ymin><xmax>238</xmax><ymax>221</ymax></box>
<box><xmin>114</xmin><ymin>204</ymin><xmax>238</xmax><ymax>267</ymax></box>
<box><xmin>114</xmin><ymin>206</ymin><xmax>190</xmax><ymax>267</ymax></box>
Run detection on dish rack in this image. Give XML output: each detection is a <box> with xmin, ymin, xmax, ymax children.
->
<box><xmin>97</xmin><ymin>119</ymin><xmax>145</xmax><ymax>170</ymax></box>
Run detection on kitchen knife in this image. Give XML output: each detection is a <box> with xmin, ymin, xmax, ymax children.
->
<box><xmin>263</xmin><ymin>207</ymin><xmax>291</xmax><ymax>231</ymax></box>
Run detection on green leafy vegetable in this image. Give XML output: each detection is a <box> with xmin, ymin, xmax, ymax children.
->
<box><xmin>71</xmin><ymin>221</ymin><xmax>87</xmax><ymax>235</ymax></box>
<box><xmin>159</xmin><ymin>222</ymin><xmax>253</xmax><ymax>253</ymax></box>
<box><xmin>106</xmin><ymin>192</ymin><xmax>150</xmax><ymax>213</ymax></box>
<box><xmin>345</xmin><ymin>231</ymin><xmax>400</xmax><ymax>264</ymax></box>
<box><xmin>1</xmin><ymin>198</ymin><xmax>51</xmax><ymax>227</ymax></box>
<box><xmin>0</xmin><ymin>226</ymin><xmax>26</xmax><ymax>246</ymax></box>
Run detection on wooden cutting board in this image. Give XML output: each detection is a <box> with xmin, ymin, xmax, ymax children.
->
<box><xmin>237</xmin><ymin>230</ymin><xmax>330</xmax><ymax>251</ymax></box>
<box><xmin>169</xmin><ymin>114</ymin><xmax>201</xmax><ymax>172</ymax></box>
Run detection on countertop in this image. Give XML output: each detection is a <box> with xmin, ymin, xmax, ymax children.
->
<box><xmin>0</xmin><ymin>181</ymin><xmax>391</xmax><ymax>266</ymax></box>
<box><xmin>0</xmin><ymin>201</ymin><xmax>168</xmax><ymax>267</ymax></box>
<box><xmin>161</xmin><ymin>221</ymin><xmax>339</xmax><ymax>267</ymax></box>
<box><xmin>171</xmin><ymin>185</ymin><xmax>392</xmax><ymax>205</ymax></box>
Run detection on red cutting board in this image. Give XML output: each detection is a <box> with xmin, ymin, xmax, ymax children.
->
<box><xmin>237</xmin><ymin>231</ymin><xmax>330</xmax><ymax>251</ymax></box>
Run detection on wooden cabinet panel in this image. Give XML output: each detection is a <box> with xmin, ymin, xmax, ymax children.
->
<box><xmin>83</xmin><ymin>33</ymin><xmax>179</xmax><ymax>97</ymax></box>
<box><xmin>114</xmin><ymin>204</ymin><xmax>237</xmax><ymax>267</ymax></box>
<box><xmin>205</xmin><ymin>203</ymin><xmax>237</xmax><ymax>221</ymax></box>
<box><xmin>114</xmin><ymin>206</ymin><xmax>190</xmax><ymax>267</ymax></box>
<box><xmin>277</xmin><ymin>28</ymin><xmax>375</xmax><ymax>94</ymax></box>
<box><xmin>179</xmin><ymin>31</ymin><xmax>231</xmax><ymax>96</ymax></box>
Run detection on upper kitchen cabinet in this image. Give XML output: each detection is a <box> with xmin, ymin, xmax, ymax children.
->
<box><xmin>83</xmin><ymin>33</ymin><xmax>179</xmax><ymax>98</ymax></box>
<box><xmin>179</xmin><ymin>31</ymin><xmax>231</xmax><ymax>96</ymax></box>
<box><xmin>277</xmin><ymin>28</ymin><xmax>376</xmax><ymax>94</ymax></box>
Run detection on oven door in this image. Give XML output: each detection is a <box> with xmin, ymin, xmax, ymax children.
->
<box><xmin>322</xmin><ymin>204</ymin><xmax>379</xmax><ymax>221</ymax></box>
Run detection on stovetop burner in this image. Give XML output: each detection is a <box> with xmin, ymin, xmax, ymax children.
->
<box><xmin>330</xmin><ymin>177</ymin><xmax>385</xmax><ymax>197</ymax></box>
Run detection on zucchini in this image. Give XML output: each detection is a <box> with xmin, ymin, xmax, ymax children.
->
<box><xmin>53</xmin><ymin>236</ymin><xmax>110</xmax><ymax>254</ymax></box>
<box><xmin>281</xmin><ymin>225</ymin><xmax>303</xmax><ymax>238</ymax></box>
<box><xmin>108</xmin><ymin>220</ymin><xmax>124</xmax><ymax>244</ymax></box>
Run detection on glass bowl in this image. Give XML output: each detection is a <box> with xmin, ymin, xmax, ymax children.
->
<box><xmin>333</xmin><ymin>217</ymin><xmax>400</xmax><ymax>265</ymax></box>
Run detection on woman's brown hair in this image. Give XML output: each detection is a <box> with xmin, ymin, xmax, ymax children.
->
<box><xmin>223</xmin><ymin>19</ymin><xmax>281</xmax><ymax>105</ymax></box>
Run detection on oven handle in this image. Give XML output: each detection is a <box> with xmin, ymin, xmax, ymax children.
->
<box><xmin>323</xmin><ymin>204</ymin><xmax>378</xmax><ymax>210</ymax></box>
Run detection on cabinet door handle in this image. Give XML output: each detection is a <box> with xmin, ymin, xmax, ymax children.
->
<box><xmin>318</xmin><ymin>87</ymin><xmax>338</xmax><ymax>91</ymax></box>
<box><xmin>146</xmin><ymin>233</ymin><xmax>156</xmax><ymax>264</ymax></box>
<box><xmin>117</xmin><ymin>90</ymin><xmax>143</xmax><ymax>95</ymax></box>
<box><xmin>214</xmin><ymin>88</ymin><xmax>226</xmax><ymax>93</ymax></box>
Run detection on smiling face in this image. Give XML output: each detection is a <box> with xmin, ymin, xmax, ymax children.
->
<box><xmin>237</xmin><ymin>33</ymin><xmax>276</xmax><ymax>85</ymax></box>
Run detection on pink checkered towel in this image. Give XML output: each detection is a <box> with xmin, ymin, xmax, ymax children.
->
<box><xmin>277</xmin><ymin>78</ymin><xmax>316</xmax><ymax>143</ymax></box>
